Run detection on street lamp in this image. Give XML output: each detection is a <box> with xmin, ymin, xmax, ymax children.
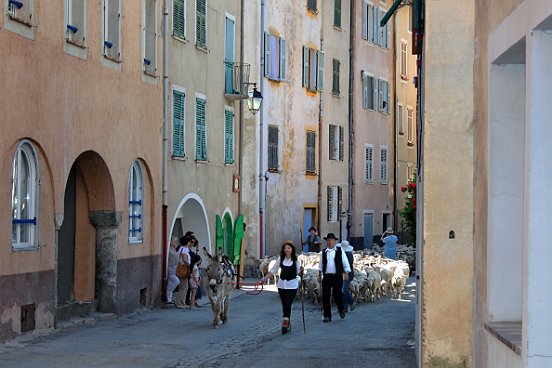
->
<box><xmin>246</xmin><ymin>84</ymin><xmax>263</xmax><ymax>114</ymax></box>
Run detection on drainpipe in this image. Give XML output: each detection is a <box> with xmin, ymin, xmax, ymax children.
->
<box><xmin>161</xmin><ymin>0</ymin><xmax>169</xmax><ymax>300</ymax></box>
<box><xmin>347</xmin><ymin>0</ymin><xmax>355</xmax><ymax>242</ymax></box>
<box><xmin>238</xmin><ymin>0</ymin><xmax>244</xmax><ymax>217</ymax></box>
<box><xmin>259</xmin><ymin>0</ymin><xmax>266</xmax><ymax>257</ymax></box>
<box><xmin>317</xmin><ymin>36</ymin><xmax>324</xmax><ymax>236</ymax></box>
<box><xmin>392</xmin><ymin>10</ymin><xmax>398</xmax><ymax>234</ymax></box>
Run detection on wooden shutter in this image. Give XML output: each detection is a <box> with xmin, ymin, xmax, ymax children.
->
<box><xmin>338</xmin><ymin>186</ymin><xmax>343</xmax><ymax>218</ymax></box>
<box><xmin>269</xmin><ymin>35</ymin><xmax>279</xmax><ymax>80</ymax></box>
<box><xmin>317</xmin><ymin>50</ymin><xmax>325</xmax><ymax>91</ymax></box>
<box><xmin>195</xmin><ymin>98</ymin><xmax>207</xmax><ymax>161</ymax></box>
<box><xmin>196</xmin><ymin>0</ymin><xmax>206</xmax><ymax>48</ymax></box>
<box><xmin>306</xmin><ymin>131</ymin><xmax>316</xmax><ymax>172</ymax></box>
<box><xmin>362</xmin><ymin>2</ymin><xmax>368</xmax><ymax>40</ymax></box>
<box><xmin>380</xmin><ymin>147</ymin><xmax>388</xmax><ymax>183</ymax></box>
<box><xmin>329</xmin><ymin>125</ymin><xmax>336</xmax><ymax>160</ymax></box>
<box><xmin>334</xmin><ymin>0</ymin><xmax>341</xmax><ymax>28</ymax></box>
<box><xmin>302</xmin><ymin>46</ymin><xmax>309</xmax><ymax>88</ymax></box>
<box><xmin>144</xmin><ymin>0</ymin><xmax>157</xmax><ymax>75</ymax></box>
<box><xmin>366</xmin><ymin>145</ymin><xmax>373</xmax><ymax>183</ymax></box>
<box><xmin>105</xmin><ymin>0</ymin><xmax>121</xmax><ymax>60</ymax></box>
<box><xmin>172</xmin><ymin>90</ymin><xmax>185</xmax><ymax>157</ymax></box>
<box><xmin>265</xmin><ymin>32</ymin><xmax>271</xmax><ymax>78</ymax></box>
<box><xmin>372</xmin><ymin>77</ymin><xmax>378</xmax><ymax>111</ymax></box>
<box><xmin>224</xmin><ymin>110</ymin><xmax>234</xmax><ymax>164</ymax></box>
<box><xmin>67</xmin><ymin>0</ymin><xmax>86</xmax><ymax>46</ymax></box>
<box><xmin>397</xmin><ymin>104</ymin><xmax>404</xmax><ymax>134</ymax></box>
<box><xmin>279</xmin><ymin>38</ymin><xmax>286</xmax><ymax>80</ymax></box>
<box><xmin>173</xmin><ymin>0</ymin><xmax>185</xmax><ymax>38</ymax></box>
<box><xmin>339</xmin><ymin>126</ymin><xmax>344</xmax><ymax>161</ymax></box>
<box><xmin>268</xmin><ymin>126</ymin><xmax>279</xmax><ymax>170</ymax></box>
<box><xmin>327</xmin><ymin>186</ymin><xmax>333</xmax><ymax>222</ymax></box>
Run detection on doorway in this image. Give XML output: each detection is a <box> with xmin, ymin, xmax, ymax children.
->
<box><xmin>363</xmin><ymin>211</ymin><xmax>374</xmax><ymax>249</ymax></box>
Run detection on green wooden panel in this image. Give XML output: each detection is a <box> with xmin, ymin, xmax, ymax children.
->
<box><xmin>233</xmin><ymin>215</ymin><xmax>244</xmax><ymax>265</ymax></box>
<box><xmin>216</xmin><ymin>215</ymin><xmax>223</xmax><ymax>254</ymax></box>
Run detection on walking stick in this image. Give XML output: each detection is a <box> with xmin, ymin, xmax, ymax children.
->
<box><xmin>300</xmin><ymin>261</ymin><xmax>306</xmax><ymax>334</ymax></box>
<box><xmin>299</xmin><ymin>227</ymin><xmax>304</xmax><ymax>253</ymax></box>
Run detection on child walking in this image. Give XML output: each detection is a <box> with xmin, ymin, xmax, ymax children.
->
<box><xmin>189</xmin><ymin>255</ymin><xmax>202</xmax><ymax>309</ymax></box>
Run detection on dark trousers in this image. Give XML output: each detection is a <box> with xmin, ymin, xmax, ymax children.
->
<box><xmin>322</xmin><ymin>273</ymin><xmax>345</xmax><ymax>318</ymax></box>
<box><xmin>278</xmin><ymin>288</ymin><xmax>298</xmax><ymax>319</ymax></box>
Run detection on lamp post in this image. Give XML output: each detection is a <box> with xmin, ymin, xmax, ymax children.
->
<box><xmin>246</xmin><ymin>83</ymin><xmax>263</xmax><ymax>114</ymax></box>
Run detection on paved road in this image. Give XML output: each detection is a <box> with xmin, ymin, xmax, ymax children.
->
<box><xmin>0</xmin><ymin>278</ymin><xmax>416</xmax><ymax>368</ymax></box>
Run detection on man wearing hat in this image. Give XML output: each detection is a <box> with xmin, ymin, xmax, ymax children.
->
<box><xmin>318</xmin><ymin>233</ymin><xmax>352</xmax><ymax>322</ymax></box>
<box><xmin>380</xmin><ymin>227</ymin><xmax>398</xmax><ymax>260</ymax></box>
<box><xmin>303</xmin><ymin>226</ymin><xmax>321</xmax><ymax>253</ymax></box>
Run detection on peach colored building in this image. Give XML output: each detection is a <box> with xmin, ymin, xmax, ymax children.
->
<box><xmin>0</xmin><ymin>0</ymin><xmax>162</xmax><ymax>340</ymax></box>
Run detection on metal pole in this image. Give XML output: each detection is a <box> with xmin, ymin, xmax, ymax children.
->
<box><xmin>161</xmin><ymin>0</ymin><xmax>169</xmax><ymax>301</ymax></box>
<box><xmin>259</xmin><ymin>0</ymin><xmax>266</xmax><ymax>257</ymax></box>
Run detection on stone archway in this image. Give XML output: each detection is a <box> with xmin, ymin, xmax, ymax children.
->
<box><xmin>169</xmin><ymin>194</ymin><xmax>211</xmax><ymax>254</ymax></box>
<box><xmin>56</xmin><ymin>151</ymin><xmax>118</xmax><ymax>321</ymax></box>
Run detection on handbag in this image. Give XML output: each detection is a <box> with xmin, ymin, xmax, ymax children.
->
<box><xmin>176</xmin><ymin>261</ymin><xmax>189</xmax><ymax>279</ymax></box>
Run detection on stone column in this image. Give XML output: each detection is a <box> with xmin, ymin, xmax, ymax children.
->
<box><xmin>89</xmin><ymin>210</ymin><xmax>122</xmax><ymax>313</ymax></box>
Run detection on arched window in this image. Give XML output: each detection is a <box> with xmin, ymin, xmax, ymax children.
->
<box><xmin>128</xmin><ymin>160</ymin><xmax>143</xmax><ymax>243</ymax></box>
<box><xmin>11</xmin><ymin>141</ymin><xmax>39</xmax><ymax>249</ymax></box>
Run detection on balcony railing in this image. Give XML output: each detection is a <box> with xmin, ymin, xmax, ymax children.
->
<box><xmin>225</xmin><ymin>61</ymin><xmax>250</xmax><ymax>99</ymax></box>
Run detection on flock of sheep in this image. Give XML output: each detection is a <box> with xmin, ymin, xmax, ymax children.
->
<box><xmin>243</xmin><ymin>244</ymin><xmax>415</xmax><ymax>306</ymax></box>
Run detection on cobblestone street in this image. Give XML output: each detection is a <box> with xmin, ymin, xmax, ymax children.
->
<box><xmin>0</xmin><ymin>279</ymin><xmax>416</xmax><ymax>368</ymax></box>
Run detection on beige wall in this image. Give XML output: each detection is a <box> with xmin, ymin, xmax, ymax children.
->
<box><xmin>422</xmin><ymin>0</ymin><xmax>475</xmax><ymax>366</ymax></box>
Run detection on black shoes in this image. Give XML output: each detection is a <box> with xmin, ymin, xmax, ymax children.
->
<box><xmin>339</xmin><ymin>310</ymin><xmax>346</xmax><ymax>319</ymax></box>
<box><xmin>323</xmin><ymin>317</ymin><xmax>332</xmax><ymax>323</ymax></box>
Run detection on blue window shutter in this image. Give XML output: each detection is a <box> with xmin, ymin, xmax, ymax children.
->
<box><xmin>302</xmin><ymin>46</ymin><xmax>308</xmax><ymax>88</ymax></box>
<box><xmin>195</xmin><ymin>98</ymin><xmax>206</xmax><ymax>160</ymax></box>
<box><xmin>279</xmin><ymin>38</ymin><xmax>286</xmax><ymax>80</ymax></box>
<box><xmin>172</xmin><ymin>90</ymin><xmax>185</xmax><ymax>157</ymax></box>
<box><xmin>264</xmin><ymin>32</ymin><xmax>270</xmax><ymax>77</ymax></box>
<box><xmin>224</xmin><ymin>110</ymin><xmax>234</xmax><ymax>164</ymax></box>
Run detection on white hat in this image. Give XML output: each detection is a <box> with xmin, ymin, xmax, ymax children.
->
<box><xmin>340</xmin><ymin>240</ymin><xmax>353</xmax><ymax>252</ymax></box>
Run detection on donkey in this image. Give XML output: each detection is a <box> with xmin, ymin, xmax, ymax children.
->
<box><xmin>201</xmin><ymin>247</ymin><xmax>236</xmax><ymax>328</ymax></box>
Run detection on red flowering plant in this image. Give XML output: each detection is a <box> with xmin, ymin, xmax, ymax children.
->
<box><xmin>399</xmin><ymin>174</ymin><xmax>417</xmax><ymax>245</ymax></box>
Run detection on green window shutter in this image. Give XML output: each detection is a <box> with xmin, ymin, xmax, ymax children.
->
<box><xmin>173</xmin><ymin>0</ymin><xmax>185</xmax><ymax>38</ymax></box>
<box><xmin>195</xmin><ymin>98</ymin><xmax>206</xmax><ymax>161</ymax></box>
<box><xmin>264</xmin><ymin>32</ymin><xmax>271</xmax><ymax>77</ymax></box>
<box><xmin>216</xmin><ymin>215</ymin><xmax>224</xmax><ymax>254</ymax></box>
<box><xmin>332</xmin><ymin>58</ymin><xmax>340</xmax><ymax>95</ymax></box>
<box><xmin>224</xmin><ymin>110</ymin><xmax>234</xmax><ymax>164</ymax></box>
<box><xmin>196</xmin><ymin>0</ymin><xmax>206</xmax><ymax>48</ymax></box>
<box><xmin>306</xmin><ymin>131</ymin><xmax>316</xmax><ymax>171</ymax></box>
<box><xmin>329</xmin><ymin>124</ymin><xmax>336</xmax><ymax>160</ymax></box>
<box><xmin>362</xmin><ymin>2</ymin><xmax>368</xmax><ymax>40</ymax></box>
<box><xmin>334</xmin><ymin>0</ymin><xmax>341</xmax><ymax>28</ymax></box>
<box><xmin>302</xmin><ymin>46</ymin><xmax>308</xmax><ymax>88</ymax></box>
<box><xmin>172</xmin><ymin>90</ymin><xmax>185</xmax><ymax>157</ymax></box>
<box><xmin>317</xmin><ymin>50</ymin><xmax>325</xmax><ymax>91</ymax></box>
<box><xmin>339</xmin><ymin>126</ymin><xmax>344</xmax><ymax>161</ymax></box>
<box><xmin>279</xmin><ymin>37</ymin><xmax>286</xmax><ymax>80</ymax></box>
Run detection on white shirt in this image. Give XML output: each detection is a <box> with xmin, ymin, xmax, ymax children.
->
<box><xmin>269</xmin><ymin>257</ymin><xmax>301</xmax><ymax>290</ymax></box>
<box><xmin>319</xmin><ymin>247</ymin><xmax>352</xmax><ymax>274</ymax></box>
<box><xmin>179</xmin><ymin>247</ymin><xmax>190</xmax><ymax>264</ymax></box>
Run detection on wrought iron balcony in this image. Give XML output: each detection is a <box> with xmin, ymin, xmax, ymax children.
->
<box><xmin>224</xmin><ymin>61</ymin><xmax>250</xmax><ymax>100</ymax></box>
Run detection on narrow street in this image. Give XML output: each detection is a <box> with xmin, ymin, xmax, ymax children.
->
<box><xmin>0</xmin><ymin>279</ymin><xmax>416</xmax><ymax>368</ymax></box>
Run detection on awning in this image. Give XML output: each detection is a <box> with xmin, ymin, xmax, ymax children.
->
<box><xmin>380</xmin><ymin>0</ymin><xmax>402</xmax><ymax>27</ymax></box>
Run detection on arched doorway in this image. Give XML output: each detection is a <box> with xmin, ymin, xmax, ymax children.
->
<box><xmin>56</xmin><ymin>151</ymin><xmax>118</xmax><ymax>322</ymax></box>
<box><xmin>170</xmin><ymin>194</ymin><xmax>211</xmax><ymax>253</ymax></box>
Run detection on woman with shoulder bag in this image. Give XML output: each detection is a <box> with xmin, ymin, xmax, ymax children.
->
<box><xmin>175</xmin><ymin>235</ymin><xmax>193</xmax><ymax>309</ymax></box>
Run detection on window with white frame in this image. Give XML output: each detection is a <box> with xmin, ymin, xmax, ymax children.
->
<box><xmin>264</xmin><ymin>32</ymin><xmax>287</xmax><ymax>81</ymax></box>
<box><xmin>400</xmin><ymin>40</ymin><xmax>408</xmax><ymax>79</ymax></box>
<box><xmin>6</xmin><ymin>0</ymin><xmax>33</xmax><ymax>26</ymax></box>
<box><xmin>173</xmin><ymin>0</ymin><xmax>185</xmax><ymax>39</ymax></box>
<box><xmin>329</xmin><ymin>124</ymin><xmax>344</xmax><ymax>161</ymax></box>
<box><xmin>172</xmin><ymin>88</ymin><xmax>185</xmax><ymax>158</ymax></box>
<box><xmin>407</xmin><ymin>162</ymin><xmax>414</xmax><ymax>182</ymax></box>
<box><xmin>66</xmin><ymin>0</ymin><xmax>86</xmax><ymax>46</ymax></box>
<box><xmin>103</xmin><ymin>0</ymin><xmax>121</xmax><ymax>60</ymax></box>
<box><xmin>268</xmin><ymin>126</ymin><xmax>279</xmax><ymax>171</ymax></box>
<box><xmin>397</xmin><ymin>103</ymin><xmax>404</xmax><ymax>135</ymax></box>
<box><xmin>128</xmin><ymin>160</ymin><xmax>144</xmax><ymax>243</ymax></box>
<box><xmin>365</xmin><ymin>144</ymin><xmax>373</xmax><ymax>183</ymax></box>
<box><xmin>195</xmin><ymin>95</ymin><xmax>207</xmax><ymax>161</ymax></box>
<box><xmin>380</xmin><ymin>145</ymin><xmax>388</xmax><ymax>184</ymax></box>
<box><xmin>306</xmin><ymin>130</ymin><xmax>316</xmax><ymax>173</ymax></box>
<box><xmin>362</xmin><ymin>72</ymin><xmax>376</xmax><ymax>110</ymax></box>
<box><xmin>196</xmin><ymin>0</ymin><xmax>207</xmax><ymax>48</ymax></box>
<box><xmin>224</xmin><ymin>108</ymin><xmax>235</xmax><ymax>164</ymax></box>
<box><xmin>378</xmin><ymin>79</ymin><xmax>390</xmax><ymax>114</ymax></box>
<box><xmin>407</xmin><ymin>106</ymin><xmax>414</xmax><ymax>145</ymax></box>
<box><xmin>303</xmin><ymin>46</ymin><xmax>324</xmax><ymax>92</ymax></box>
<box><xmin>11</xmin><ymin>141</ymin><xmax>39</xmax><ymax>249</ymax></box>
<box><xmin>327</xmin><ymin>186</ymin><xmax>342</xmax><ymax>222</ymax></box>
<box><xmin>361</xmin><ymin>2</ymin><xmax>390</xmax><ymax>49</ymax></box>
<box><xmin>143</xmin><ymin>0</ymin><xmax>157</xmax><ymax>75</ymax></box>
